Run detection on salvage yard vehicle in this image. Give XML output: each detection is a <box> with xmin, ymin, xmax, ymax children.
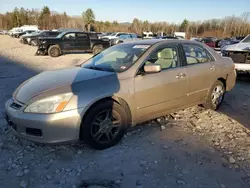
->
<box><xmin>13</xmin><ymin>30</ymin><xmax>37</xmax><ymax>38</ymax></box>
<box><xmin>201</xmin><ymin>37</ymin><xmax>216</xmax><ymax>48</ymax></box>
<box><xmin>36</xmin><ymin>31</ymin><xmax>111</xmax><ymax>57</ymax></box>
<box><xmin>221</xmin><ymin>34</ymin><xmax>250</xmax><ymax>73</ymax></box>
<box><xmin>22</xmin><ymin>30</ymin><xmax>61</xmax><ymax>46</ymax></box>
<box><xmin>109</xmin><ymin>33</ymin><xmax>140</xmax><ymax>45</ymax></box>
<box><xmin>5</xmin><ymin>39</ymin><xmax>236</xmax><ymax>150</ymax></box>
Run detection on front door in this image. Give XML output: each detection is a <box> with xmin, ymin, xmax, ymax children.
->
<box><xmin>182</xmin><ymin>43</ymin><xmax>217</xmax><ymax>103</ymax></box>
<box><xmin>62</xmin><ymin>32</ymin><xmax>76</xmax><ymax>51</ymax></box>
<box><xmin>134</xmin><ymin>44</ymin><xmax>188</xmax><ymax>120</ymax></box>
<box><xmin>75</xmin><ymin>33</ymin><xmax>90</xmax><ymax>51</ymax></box>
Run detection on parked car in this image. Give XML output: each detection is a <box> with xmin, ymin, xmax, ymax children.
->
<box><xmin>36</xmin><ymin>31</ymin><xmax>111</xmax><ymax>57</ymax></box>
<box><xmin>98</xmin><ymin>32</ymin><xmax>113</xmax><ymax>39</ymax></box>
<box><xmin>154</xmin><ymin>36</ymin><xmax>178</xmax><ymax>40</ymax></box>
<box><xmin>0</xmin><ymin>30</ymin><xmax>8</xmax><ymax>35</ymax></box>
<box><xmin>9</xmin><ymin>25</ymin><xmax>39</xmax><ymax>37</ymax></box>
<box><xmin>21</xmin><ymin>31</ymin><xmax>61</xmax><ymax>46</ymax></box>
<box><xmin>13</xmin><ymin>30</ymin><xmax>37</xmax><ymax>38</ymax></box>
<box><xmin>221</xmin><ymin>34</ymin><xmax>250</xmax><ymax>73</ymax></box>
<box><xmin>110</xmin><ymin>33</ymin><xmax>140</xmax><ymax>45</ymax></box>
<box><xmin>201</xmin><ymin>37</ymin><xmax>216</xmax><ymax>48</ymax></box>
<box><xmin>101</xmin><ymin>32</ymin><xmax>129</xmax><ymax>40</ymax></box>
<box><xmin>5</xmin><ymin>39</ymin><xmax>236</xmax><ymax>149</ymax></box>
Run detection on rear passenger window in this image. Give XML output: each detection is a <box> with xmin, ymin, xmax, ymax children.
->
<box><xmin>183</xmin><ymin>44</ymin><xmax>213</xmax><ymax>65</ymax></box>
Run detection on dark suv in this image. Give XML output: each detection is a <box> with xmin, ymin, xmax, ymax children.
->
<box><xmin>36</xmin><ymin>31</ymin><xmax>111</xmax><ymax>57</ymax></box>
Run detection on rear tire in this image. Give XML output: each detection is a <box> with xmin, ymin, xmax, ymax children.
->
<box><xmin>202</xmin><ymin>80</ymin><xmax>225</xmax><ymax>110</ymax></box>
<box><xmin>92</xmin><ymin>45</ymin><xmax>104</xmax><ymax>55</ymax></box>
<box><xmin>80</xmin><ymin>100</ymin><xmax>128</xmax><ymax>150</ymax></box>
<box><xmin>48</xmin><ymin>45</ymin><xmax>61</xmax><ymax>57</ymax></box>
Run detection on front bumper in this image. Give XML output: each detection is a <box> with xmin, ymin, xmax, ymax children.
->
<box><xmin>4</xmin><ymin>99</ymin><xmax>83</xmax><ymax>144</ymax></box>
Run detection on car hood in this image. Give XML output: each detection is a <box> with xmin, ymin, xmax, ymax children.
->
<box><xmin>222</xmin><ymin>43</ymin><xmax>250</xmax><ymax>51</ymax></box>
<box><xmin>14</xmin><ymin>67</ymin><xmax>115</xmax><ymax>103</ymax></box>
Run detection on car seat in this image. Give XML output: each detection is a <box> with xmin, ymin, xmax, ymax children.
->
<box><xmin>155</xmin><ymin>48</ymin><xmax>175</xmax><ymax>69</ymax></box>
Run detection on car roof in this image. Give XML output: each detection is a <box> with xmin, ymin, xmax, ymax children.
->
<box><xmin>123</xmin><ymin>39</ymin><xmax>201</xmax><ymax>45</ymax></box>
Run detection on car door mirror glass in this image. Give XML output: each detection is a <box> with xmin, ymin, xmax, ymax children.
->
<box><xmin>144</xmin><ymin>63</ymin><xmax>161</xmax><ymax>73</ymax></box>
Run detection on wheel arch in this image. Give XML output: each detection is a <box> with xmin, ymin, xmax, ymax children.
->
<box><xmin>80</xmin><ymin>96</ymin><xmax>133</xmax><ymax>131</ymax></box>
<box><xmin>217</xmin><ymin>77</ymin><xmax>227</xmax><ymax>88</ymax></box>
<box><xmin>47</xmin><ymin>44</ymin><xmax>62</xmax><ymax>54</ymax></box>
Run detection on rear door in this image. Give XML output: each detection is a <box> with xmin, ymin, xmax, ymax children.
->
<box><xmin>61</xmin><ymin>32</ymin><xmax>76</xmax><ymax>51</ymax></box>
<box><xmin>181</xmin><ymin>43</ymin><xmax>217</xmax><ymax>103</ymax></box>
<box><xmin>75</xmin><ymin>33</ymin><xmax>90</xmax><ymax>51</ymax></box>
<box><xmin>134</xmin><ymin>44</ymin><xmax>188</xmax><ymax>120</ymax></box>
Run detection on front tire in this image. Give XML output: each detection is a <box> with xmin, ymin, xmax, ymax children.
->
<box><xmin>80</xmin><ymin>100</ymin><xmax>128</xmax><ymax>150</ymax></box>
<box><xmin>92</xmin><ymin>45</ymin><xmax>104</xmax><ymax>55</ymax></box>
<box><xmin>203</xmin><ymin>80</ymin><xmax>225</xmax><ymax>110</ymax></box>
<box><xmin>48</xmin><ymin>45</ymin><xmax>61</xmax><ymax>57</ymax></box>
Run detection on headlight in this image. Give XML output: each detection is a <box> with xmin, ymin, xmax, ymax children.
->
<box><xmin>27</xmin><ymin>38</ymin><xmax>31</xmax><ymax>42</ymax></box>
<box><xmin>42</xmin><ymin>41</ymin><xmax>46</xmax><ymax>44</ymax></box>
<box><xmin>24</xmin><ymin>93</ymin><xmax>73</xmax><ymax>114</ymax></box>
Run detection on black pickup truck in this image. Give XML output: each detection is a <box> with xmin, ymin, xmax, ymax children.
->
<box><xmin>36</xmin><ymin>31</ymin><xmax>111</xmax><ymax>57</ymax></box>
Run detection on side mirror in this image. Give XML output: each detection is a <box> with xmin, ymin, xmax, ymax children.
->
<box><xmin>144</xmin><ymin>63</ymin><xmax>161</xmax><ymax>73</ymax></box>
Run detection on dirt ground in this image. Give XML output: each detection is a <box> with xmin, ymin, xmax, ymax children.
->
<box><xmin>0</xmin><ymin>35</ymin><xmax>250</xmax><ymax>188</ymax></box>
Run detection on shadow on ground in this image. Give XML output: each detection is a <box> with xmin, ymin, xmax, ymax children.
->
<box><xmin>219</xmin><ymin>73</ymin><xmax>250</xmax><ymax>129</ymax></box>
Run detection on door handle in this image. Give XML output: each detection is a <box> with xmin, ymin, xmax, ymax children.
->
<box><xmin>176</xmin><ymin>73</ymin><xmax>186</xmax><ymax>79</ymax></box>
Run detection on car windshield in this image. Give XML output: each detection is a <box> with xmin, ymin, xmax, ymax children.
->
<box><xmin>82</xmin><ymin>43</ymin><xmax>151</xmax><ymax>73</ymax></box>
<box><xmin>110</xmin><ymin>33</ymin><xmax>117</xmax><ymax>36</ymax></box>
<box><xmin>241</xmin><ymin>35</ymin><xmax>250</xmax><ymax>43</ymax></box>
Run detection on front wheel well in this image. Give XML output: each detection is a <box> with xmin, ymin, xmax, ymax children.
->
<box><xmin>47</xmin><ymin>44</ymin><xmax>60</xmax><ymax>50</ymax></box>
<box><xmin>80</xmin><ymin>97</ymin><xmax>132</xmax><ymax>132</ymax></box>
<box><xmin>217</xmin><ymin>77</ymin><xmax>226</xmax><ymax>88</ymax></box>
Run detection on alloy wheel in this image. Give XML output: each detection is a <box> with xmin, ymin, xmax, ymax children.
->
<box><xmin>211</xmin><ymin>85</ymin><xmax>224</xmax><ymax>106</ymax></box>
<box><xmin>90</xmin><ymin>109</ymin><xmax>121</xmax><ymax>144</ymax></box>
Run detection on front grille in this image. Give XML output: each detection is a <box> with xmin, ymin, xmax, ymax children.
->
<box><xmin>26</xmin><ymin>128</ymin><xmax>42</xmax><ymax>137</ymax></box>
<box><xmin>10</xmin><ymin>102</ymin><xmax>22</xmax><ymax>110</ymax></box>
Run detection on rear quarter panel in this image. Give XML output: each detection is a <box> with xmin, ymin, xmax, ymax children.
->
<box><xmin>212</xmin><ymin>51</ymin><xmax>236</xmax><ymax>91</ymax></box>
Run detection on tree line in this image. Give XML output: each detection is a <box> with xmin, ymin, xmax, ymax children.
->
<box><xmin>0</xmin><ymin>6</ymin><xmax>250</xmax><ymax>38</ymax></box>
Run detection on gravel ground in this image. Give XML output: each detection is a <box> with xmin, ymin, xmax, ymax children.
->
<box><xmin>0</xmin><ymin>35</ymin><xmax>250</xmax><ymax>188</ymax></box>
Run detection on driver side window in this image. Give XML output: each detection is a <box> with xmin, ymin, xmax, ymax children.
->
<box><xmin>145</xmin><ymin>46</ymin><xmax>179</xmax><ymax>70</ymax></box>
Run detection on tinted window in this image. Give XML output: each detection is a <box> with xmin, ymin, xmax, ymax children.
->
<box><xmin>77</xmin><ymin>33</ymin><xmax>88</xmax><ymax>39</ymax></box>
<box><xmin>145</xmin><ymin>46</ymin><xmax>179</xmax><ymax>70</ymax></box>
<box><xmin>183</xmin><ymin>44</ymin><xmax>212</xmax><ymax>65</ymax></box>
<box><xmin>119</xmin><ymin>34</ymin><xmax>131</xmax><ymax>39</ymax></box>
<box><xmin>49</xmin><ymin>32</ymin><xmax>59</xmax><ymax>36</ymax></box>
<box><xmin>242</xmin><ymin>35</ymin><xmax>250</xmax><ymax>43</ymax></box>
<box><xmin>64</xmin><ymin>33</ymin><xmax>76</xmax><ymax>40</ymax></box>
<box><xmin>131</xmin><ymin>34</ymin><xmax>137</xmax><ymax>38</ymax></box>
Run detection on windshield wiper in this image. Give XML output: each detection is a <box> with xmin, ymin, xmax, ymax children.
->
<box><xmin>85</xmin><ymin>66</ymin><xmax>105</xmax><ymax>71</ymax></box>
